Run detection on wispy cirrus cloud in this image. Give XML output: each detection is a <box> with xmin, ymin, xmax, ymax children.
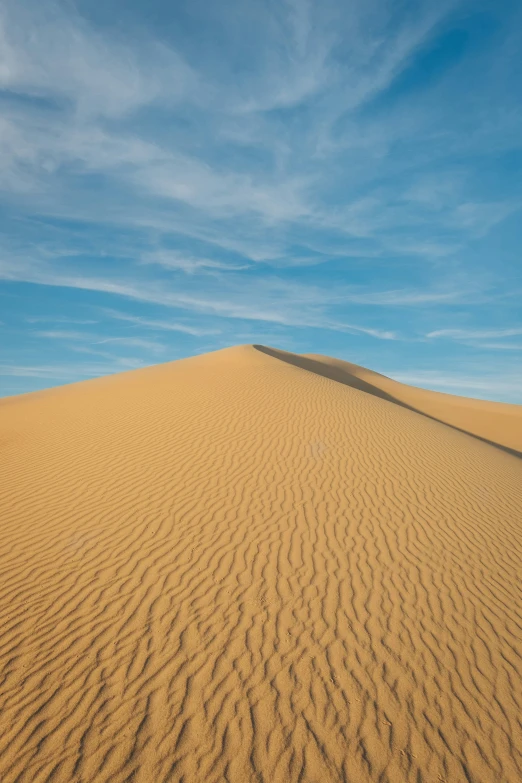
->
<box><xmin>0</xmin><ymin>253</ymin><xmax>399</xmax><ymax>337</ymax></box>
<box><xmin>103</xmin><ymin>309</ymin><xmax>222</xmax><ymax>337</ymax></box>
<box><xmin>428</xmin><ymin>327</ymin><xmax>522</xmax><ymax>339</ymax></box>
<box><xmin>34</xmin><ymin>329</ymin><xmax>89</xmax><ymax>340</ymax></box>
<box><xmin>31</xmin><ymin>328</ymin><xmax>165</xmax><ymax>353</ymax></box>
<box><xmin>0</xmin><ymin>0</ymin><xmax>195</xmax><ymax>118</ymax></box>
<box><xmin>141</xmin><ymin>250</ymin><xmax>249</xmax><ymax>274</ymax></box>
<box><xmin>390</xmin><ymin>369</ymin><xmax>522</xmax><ymax>402</ymax></box>
<box><xmin>343</xmin><ymin>288</ymin><xmax>466</xmax><ymax>306</ymax></box>
<box><xmin>473</xmin><ymin>342</ymin><xmax>522</xmax><ymax>351</ymax></box>
<box><xmin>94</xmin><ymin>336</ymin><xmax>165</xmax><ymax>352</ymax></box>
<box><xmin>26</xmin><ymin>317</ymin><xmax>98</xmax><ymax>325</ymax></box>
<box><xmin>2</xmin><ymin>0</ymin><xmax>508</xmax><ymax>241</ymax></box>
<box><xmin>425</xmin><ymin>326</ymin><xmax>522</xmax><ymax>356</ymax></box>
<box><xmin>0</xmin><ymin>358</ymin><xmax>144</xmax><ymax>380</ymax></box>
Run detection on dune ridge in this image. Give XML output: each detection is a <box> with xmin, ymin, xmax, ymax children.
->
<box><xmin>1</xmin><ymin>344</ymin><xmax>521</xmax><ymax>783</ymax></box>
<box><xmin>256</xmin><ymin>345</ymin><xmax>522</xmax><ymax>456</ymax></box>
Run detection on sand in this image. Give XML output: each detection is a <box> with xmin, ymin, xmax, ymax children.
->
<box><xmin>0</xmin><ymin>344</ymin><xmax>521</xmax><ymax>783</ymax></box>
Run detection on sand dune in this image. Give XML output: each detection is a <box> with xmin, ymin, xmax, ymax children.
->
<box><xmin>259</xmin><ymin>346</ymin><xmax>522</xmax><ymax>456</ymax></box>
<box><xmin>1</xmin><ymin>344</ymin><xmax>521</xmax><ymax>783</ymax></box>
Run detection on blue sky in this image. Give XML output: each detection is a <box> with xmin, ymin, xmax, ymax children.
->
<box><xmin>1</xmin><ymin>0</ymin><xmax>521</xmax><ymax>401</ymax></box>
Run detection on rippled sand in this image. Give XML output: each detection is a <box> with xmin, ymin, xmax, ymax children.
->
<box><xmin>1</xmin><ymin>345</ymin><xmax>521</xmax><ymax>783</ymax></box>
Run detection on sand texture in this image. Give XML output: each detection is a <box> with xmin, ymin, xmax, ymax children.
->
<box><xmin>1</xmin><ymin>344</ymin><xmax>521</xmax><ymax>783</ymax></box>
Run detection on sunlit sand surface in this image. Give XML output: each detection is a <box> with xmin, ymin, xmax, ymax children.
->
<box><xmin>1</xmin><ymin>345</ymin><xmax>521</xmax><ymax>783</ymax></box>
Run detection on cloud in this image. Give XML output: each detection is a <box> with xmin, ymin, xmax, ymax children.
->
<box><xmin>94</xmin><ymin>337</ymin><xmax>165</xmax><ymax>352</ymax></box>
<box><xmin>103</xmin><ymin>309</ymin><xmax>221</xmax><ymax>336</ymax></box>
<box><xmin>450</xmin><ymin>201</ymin><xmax>521</xmax><ymax>237</ymax></box>
<box><xmin>473</xmin><ymin>342</ymin><xmax>522</xmax><ymax>351</ymax></box>
<box><xmin>26</xmin><ymin>317</ymin><xmax>98</xmax><ymax>324</ymax></box>
<box><xmin>344</xmin><ymin>288</ymin><xmax>465</xmax><ymax>306</ymax></box>
<box><xmin>0</xmin><ymin>0</ymin><xmax>481</xmax><ymax>240</ymax></box>
<box><xmin>31</xmin><ymin>328</ymin><xmax>165</xmax><ymax>353</ymax></box>
<box><xmin>134</xmin><ymin>158</ymin><xmax>313</xmax><ymax>223</ymax></box>
<box><xmin>0</xmin><ymin>359</ymin><xmax>144</xmax><ymax>380</ymax></box>
<box><xmin>390</xmin><ymin>369</ymin><xmax>522</xmax><ymax>401</ymax></box>
<box><xmin>0</xmin><ymin>0</ymin><xmax>516</xmax><ymax>307</ymax></box>
<box><xmin>141</xmin><ymin>250</ymin><xmax>249</xmax><ymax>274</ymax></box>
<box><xmin>227</xmin><ymin>0</ymin><xmax>333</xmax><ymax>114</ymax></box>
<box><xmin>0</xmin><ymin>258</ymin><xmax>398</xmax><ymax>338</ymax></box>
<box><xmin>0</xmin><ymin>0</ymin><xmax>195</xmax><ymax>119</ymax></box>
<box><xmin>34</xmin><ymin>329</ymin><xmax>89</xmax><ymax>340</ymax></box>
<box><xmin>428</xmin><ymin>327</ymin><xmax>522</xmax><ymax>339</ymax></box>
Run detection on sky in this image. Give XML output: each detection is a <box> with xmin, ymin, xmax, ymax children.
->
<box><xmin>1</xmin><ymin>0</ymin><xmax>522</xmax><ymax>401</ymax></box>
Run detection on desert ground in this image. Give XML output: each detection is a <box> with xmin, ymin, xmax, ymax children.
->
<box><xmin>1</xmin><ymin>344</ymin><xmax>521</xmax><ymax>783</ymax></box>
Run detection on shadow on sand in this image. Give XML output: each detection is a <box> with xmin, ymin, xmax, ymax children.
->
<box><xmin>254</xmin><ymin>345</ymin><xmax>521</xmax><ymax>461</ymax></box>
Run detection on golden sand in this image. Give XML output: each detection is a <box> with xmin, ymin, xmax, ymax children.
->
<box><xmin>1</xmin><ymin>344</ymin><xmax>521</xmax><ymax>783</ymax></box>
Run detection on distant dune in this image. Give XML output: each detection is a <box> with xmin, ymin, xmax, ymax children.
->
<box><xmin>1</xmin><ymin>344</ymin><xmax>521</xmax><ymax>783</ymax></box>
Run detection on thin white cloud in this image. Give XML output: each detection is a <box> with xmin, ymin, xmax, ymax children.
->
<box><xmin>94</xmin><ymin>337</ymin><xmax>165</xmax><ymax>352</ymax></box>
<box><xmin>428</xmin><ymin>327</ymin><xmax>522</xmax><ymax>339</ymax></box>
<box><xmin>386</xmin><ymin>240</ymin><xmax>462</xmax><ymax>258</ymax></box>
<box><xmin>34</xmin><ymin>329</ymin><xmax>89</xmax><ymax>340</ymax></box>
<box><xmin>135</xmin><ymin>158</ymin><xmax>312</xmax><ymax>222</ymax></box>
<box><xmin>32</xmin><ymin>327</ymin><xmax>165</xmax><ymax>353</ymax></box>
<box><xmin>450</xmin><ymin>201</ymin><xmax>521</xmax><ymax>237</ymax></box>
<box><xmin>0</xmin><ymin>359</ymin><xmax>144</xmax><ymax>380</ymax></box>
<box><xmin>330</xmin><ymin>324</ymin><xmax>397</xmax><ymax>340</ymax></box>
<box><xmin>0</xmin><ymin>260</ymin><xmax>396</xmax><ymax>338</ymax></box>
<box><xmin>103</xmin><ymin>309</ymin><xmax>221</xmax><ymax>336</ymax></box>
<box><xmin>141</xmin><ymin>250</ymin><xmax>249</xmax><ymax>274</ymax></box>
<box><xmin>231</xmin><ymin>0</ymin><xmax>333</xmax><ymax>113</ymax></box>
<box><xmin>345</xmin><ymin>289</ymin><xmax>464</xmax><ymax>306</ymax></box>
<box><xmin>0</xmin><ymin>0</ymin><xmax>195</xmax><ymax>119</ymax></box>
<box><xmin>390</xmin><ymin>370</ymin><xmax>522</xmax><ymax>401</ymax></box>
<box><xmin>0</xmin><ymin>0</ymin><xmax>481</xmax><ymax>242</ymax></box>
<box><xmin>26</xmin><ymin>317</ymin><xmax>98</xmax><ymax>324</ymax></box>
<box><xmin>472</xmin><ymin>342</ymin><xmax>522</xmax><ymax>351</ymax></box>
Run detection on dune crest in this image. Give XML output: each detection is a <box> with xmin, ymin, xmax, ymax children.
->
<box><xmin>1</xmin><ymin>344</ymin><xmax>521</xmax><ymax>783</ymax></box>
<box><xmin>255</xmin><ymin>345</ymin><xmax>522</xmax><ymax>456</ymax></box>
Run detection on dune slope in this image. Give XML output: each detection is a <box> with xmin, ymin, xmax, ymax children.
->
<box><xmin>1</xmin><ymin>344</ymin><xmax>521</xmax><ymax>783</ymax></box>
<box><xmin>257</xmin><ymin>345</ymin><xmax>522</xmax><ymax>456</ymax></box>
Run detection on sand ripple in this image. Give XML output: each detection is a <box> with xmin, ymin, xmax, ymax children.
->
<box><xmin>1</xmin><ymin>345</ymin><xmax>521</xmax><ymax>782</ymax></box>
